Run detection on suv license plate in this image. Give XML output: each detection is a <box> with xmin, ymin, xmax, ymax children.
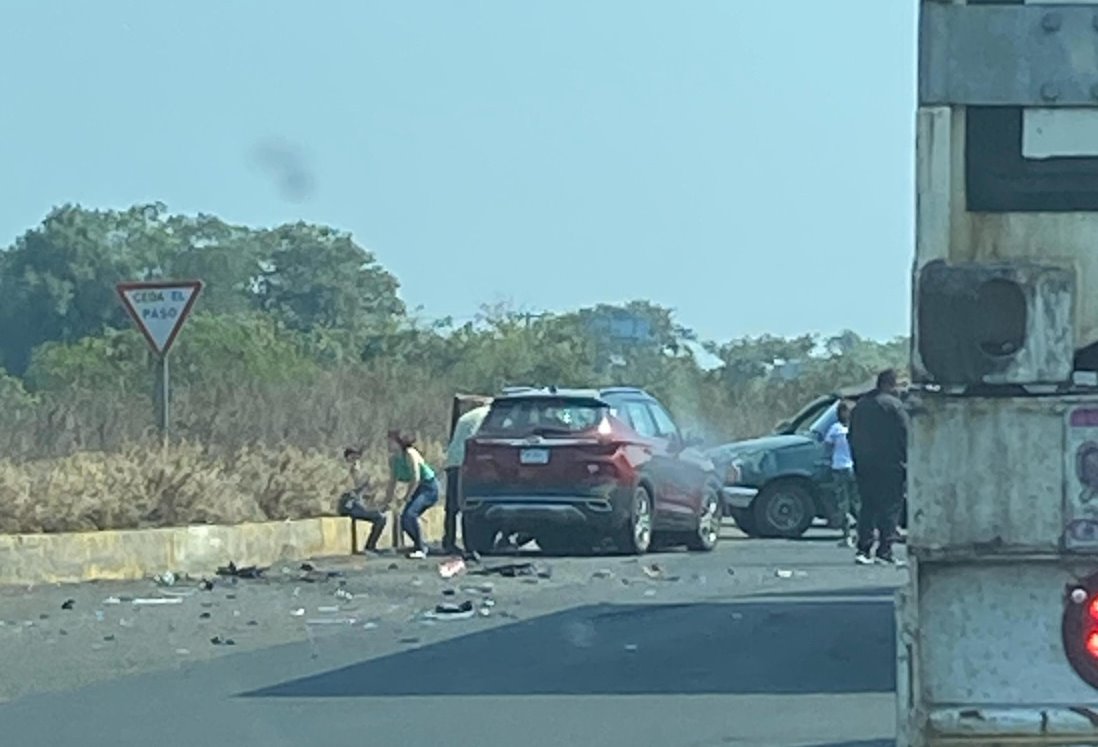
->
<box><xmin>520</xmin><ymin>448</ymin><xmax>550</xmax><ymax>465</ymax></box>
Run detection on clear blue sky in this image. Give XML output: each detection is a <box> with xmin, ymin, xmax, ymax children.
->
<box><xmin>0</xmin><ymin>0</ymin><xmax>917</xmax><ymax>345</ymax></box>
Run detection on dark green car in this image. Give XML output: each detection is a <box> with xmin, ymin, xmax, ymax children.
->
<box><xmin>707</xmin><ymin>381</ymin><xmax>876</xmax><ymax>539</ymax></box>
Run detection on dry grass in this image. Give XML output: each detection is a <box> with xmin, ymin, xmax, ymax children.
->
<box><xmin>0</xmin><ymin>362</ymin><xmax>842</xmax><ymax>534</ymax></box>
<box><xmin>0</xmin><ymin>440</ymin><xmax>445</xmax><ymax>535</ymax></box>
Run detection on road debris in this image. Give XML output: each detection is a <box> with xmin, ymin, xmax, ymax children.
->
<box><xmin>775</xmin><ymin>569</ymin><xmax>808</xmax><ymax>579</ymax></box>
<box><xmin>592</xmin><ymin>569</ymin><xmax>614</xmax><ymax>579</ymax></box>
<box><xmin>641</xmin><ymin>563</ymin><xmax>680</xmax><ymax>582</ymax></box>
<box><xmin>290</xmin><ymin>608</ymin><xmax>305</xmax><ymax>617</ymax></box>
<box><xmin>161</xmin><ymin>588</ymin><xmax>197</xmax><ymax>598</ymax></box>
<box><xmin>209</xmin><ymin>636</ymin><xmax>236</xmax><ymax>646</ymax></box>
<box><xmin>216</xmin><ymin>561</ymin><xmax>265</xmax><ymax>580</ymax></box>
<box><xmin>472</xmin><ymin>562</ymin><xmax>551</xmax><ymax>579</ymax></box>
<box><xmin>132</xmin><ymin>597</ymin><xmax>183</xmax><ymax>607</ymax></box>
<box><xmin>199</xmin><ymin>612</ymin><xmax>212</xmax><ymax>620</ymax></box>
<box><xmin>424</xmin><ymin>600</ymin><xmax>476</xmax><ymax>621</ymax></box>
<box><xmin>334</xmin><ymin>588</ymin><xmax>354</xmax><ymax>602</ymax></box>
<box><xmin>154</xmin><ymin>572</ymin><xmax>177</xmax><ymax>587</ymax></box>
<box><xmin>438</xmin><ymin>558</ymin><xmax>466</xmax><ymax>579</ymax></box>
<box><xmin>61</xmin><ymin>599</ymin><xmax>75</xmax><ymax>611</ymax></box>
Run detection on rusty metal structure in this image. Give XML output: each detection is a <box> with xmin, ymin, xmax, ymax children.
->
<box><xmin>905</xmin><ymin>1</ymin><xmax>1098</xmax><ymax>744</ymax></box>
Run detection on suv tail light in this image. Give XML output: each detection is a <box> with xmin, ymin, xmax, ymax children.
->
<box><xmin>1063</xmin><ymin>573</ymin><xmax>1098</xmax><ymax>688</ymax></box>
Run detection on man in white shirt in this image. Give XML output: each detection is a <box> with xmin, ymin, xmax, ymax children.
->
<box><xmin>443</xmin><ymin>398</ymin><xmax>492</xmax><ymax>554</ymax></box>
<box><xmin>824</xmin><ymin>400</ymin><xmax>859</xmax><ymax>547</ymax></box>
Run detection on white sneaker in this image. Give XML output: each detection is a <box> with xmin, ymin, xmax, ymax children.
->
<box><xmin>855</xmin><ymin>552</ymin><xmax>874</xmax><ymax>565</ymax></box>
<box><xmin>407</xmin><ymin>549</ymin><xmax>427</xmax><ymax>560</ymax></box>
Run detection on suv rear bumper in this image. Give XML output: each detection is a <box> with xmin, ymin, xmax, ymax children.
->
<box><xmin>463</xmin><ymin>494</ymin><xmax>627</xmax><ymax>532</ymax></box>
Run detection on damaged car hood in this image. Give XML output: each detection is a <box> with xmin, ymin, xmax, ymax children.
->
<box><xmin>707</xmin><ymin>434</ymin><xmax>810</xmax><ymax>463</ymax></box>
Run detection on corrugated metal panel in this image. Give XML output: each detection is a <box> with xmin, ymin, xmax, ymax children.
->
<box><xmin>909</xmin><ymin>396</ymin><xmax>1066</xmax><ymax>553</ymax></box>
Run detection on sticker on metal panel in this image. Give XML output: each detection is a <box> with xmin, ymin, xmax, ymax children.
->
<box><xmin>1064</xmin><ymin>408</ymin><xmax>1098</xmax><ymax>551</ymax></box>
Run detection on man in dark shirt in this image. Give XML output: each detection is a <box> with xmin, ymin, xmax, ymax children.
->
<box><xmin>849</xmin><ymin>368</ymin><xmax>909</xmax><ymax>565</ymax></box>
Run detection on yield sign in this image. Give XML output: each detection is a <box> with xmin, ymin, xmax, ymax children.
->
<box><xmin>116</xmin><ymin>280</ymin><xmax>203</xmax><ymax>355</ymax></box>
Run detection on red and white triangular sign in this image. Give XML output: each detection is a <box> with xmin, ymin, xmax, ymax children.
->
<box><xmin>116</xmin><ymin>280</ymin><xmax>203</xmax><ymax>355</ymax></box>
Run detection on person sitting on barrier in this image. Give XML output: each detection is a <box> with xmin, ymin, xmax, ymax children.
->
<box><xmin>336</xmin><ymin>447</ymin><xmax>389</xmax><ymax>555</ymax></box>
<box><xmin>384</xmin><ymin>430</ymin><xmax>440</xmax><ymax>560</ymax></box>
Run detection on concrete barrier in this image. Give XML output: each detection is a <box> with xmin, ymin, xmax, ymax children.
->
<box><xmin>0</xmin><ymin>507</ymin><xmax>444</xmax><ymax>586</ymax></box>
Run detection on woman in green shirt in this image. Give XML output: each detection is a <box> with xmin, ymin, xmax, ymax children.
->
<box><xmin>385</xmin><ymin>429</ymin><xmax>440</xmax><ymax>559</ymax></box>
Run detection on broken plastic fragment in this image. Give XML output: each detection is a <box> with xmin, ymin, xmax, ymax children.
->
<box><xmin>424</xmin><ymin>600</ymin><xmax>476</xmax><ymax>621</ymax></box>
<box><xmin>438</xmin><ymin>558</ymin><xmax>466</xmax><ymax>579</ymax></box>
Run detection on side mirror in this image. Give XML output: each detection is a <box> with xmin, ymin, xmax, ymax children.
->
<box><xmin>679</xmin><ymin>431</ymin><xmax>704</xmax><ymax>449</ymax></box>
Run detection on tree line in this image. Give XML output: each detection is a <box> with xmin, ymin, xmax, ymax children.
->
<box><xmin>0</xmin><ymin>203</ymin><xmax>909</xmax><ymax>461</ymax></box>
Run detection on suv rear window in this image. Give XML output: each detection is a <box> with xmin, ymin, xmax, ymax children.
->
<box><xmin>479</xmin><ymin>397</ymin><xmax>607</xmax><ymax>436</ymax></box>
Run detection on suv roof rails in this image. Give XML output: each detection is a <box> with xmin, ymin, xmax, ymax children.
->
<box><xmin>598</xmin><ymin>386</ymin><xmax>648</xmax><ymax>395</ymax></box>
<box><xmin>499</xmin><ymin>385</ymin><xmax>539</xmax><ymax>394</ymax></box>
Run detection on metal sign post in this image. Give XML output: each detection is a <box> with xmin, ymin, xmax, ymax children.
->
<box><xmin>115</xmin><ymin>280</ymin><xmax>203</xmax><ymax>441</ymax></box>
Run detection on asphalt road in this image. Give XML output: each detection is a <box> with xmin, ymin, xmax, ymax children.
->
<box><xmin>0</xmin><ymin>525</ymin><xmax>903</xmax><ymax>747</ymax></box>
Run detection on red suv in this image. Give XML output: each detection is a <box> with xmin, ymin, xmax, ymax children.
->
<box><xmin>460</xmin><ymin>386</ymin><xmax>723</xmax><ymax>555</ymax></box>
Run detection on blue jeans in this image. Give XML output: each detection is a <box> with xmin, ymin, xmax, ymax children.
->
<box><xmin>401</xmin><ymin>478</ymin><xmax>440</xmax><ymax>551</ymax></box>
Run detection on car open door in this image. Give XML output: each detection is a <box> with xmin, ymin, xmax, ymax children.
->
<box><xmin>450</xmin><ymin>393</ymin><xmax>493</xmax><ymax>441</ymax></box>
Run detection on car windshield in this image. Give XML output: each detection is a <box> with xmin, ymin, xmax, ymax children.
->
<box><xmin>479</xmin><ymin>398</ymin><xmax>607</xmax><ymax>436</ymax></box>
<box><xmin>806</xmin><ymin>400</ymin><xmax>841</xmax><ymax>440</ymax></box>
